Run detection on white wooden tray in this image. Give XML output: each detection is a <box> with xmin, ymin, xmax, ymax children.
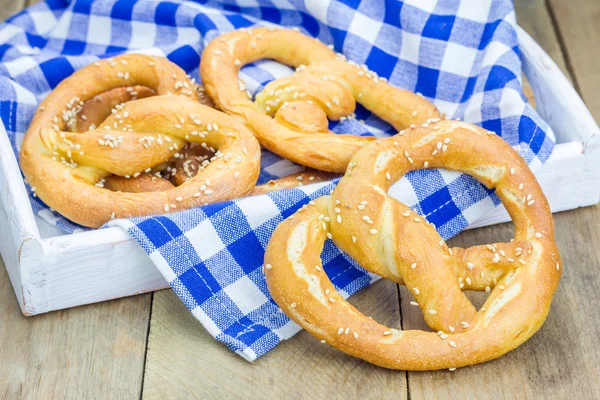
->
<box><xmin>1</xmin><ymin>27</ymin><xmax>599</xmax><ymax>316</ymax></box>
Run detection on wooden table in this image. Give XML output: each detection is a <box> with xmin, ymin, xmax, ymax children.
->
<box><xmin>2</xmin><ymin>1</ymin><xmax>599</xmax><ymax>399</ymax></box>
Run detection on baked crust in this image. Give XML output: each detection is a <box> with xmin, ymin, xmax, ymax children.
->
<box><xmin>20</xmin><ymin>54</ymin><xmax>261</xmax><ymax>228</ymax></box>
<box><xmin>264</xmin><ymin>120</ymin><xmax>561</xmax><ymax>370</ymax></box>
<box><xmin>201</xmin><ymin>27</ymin><xmax>441</xmax><ymax>172</ymax></box>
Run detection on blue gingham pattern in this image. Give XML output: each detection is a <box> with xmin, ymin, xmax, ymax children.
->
<box><xmin>0</xmin><ymin>0</ymin><xmax>554</xmax><ymax>360</ymax></box>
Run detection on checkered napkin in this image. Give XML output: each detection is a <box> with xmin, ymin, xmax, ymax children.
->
<box><xmin>0</xmin><ymin>0</ymin><xmax>554</xmax><ymax>361</ymax></box>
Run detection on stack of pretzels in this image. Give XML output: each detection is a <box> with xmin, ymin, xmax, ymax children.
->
<box><xmin>20</xmin><ymin>27</ymin><xmax>561</xmax><ymax>370</ymax></box>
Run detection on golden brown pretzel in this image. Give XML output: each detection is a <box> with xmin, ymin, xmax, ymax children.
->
<box><xmin>264</xmin><ymin>119</ymin><xmax>561</xmax><ymax>370</ymax></box>
<box><xmin>249</xmin><ymin>169</ymin><xmax>337</xmax><ymax>196</ymax></box>
<box><xmin>200</xmin><ymin>27</ymin><xmax>441</xmax><ymax>172</ymax></box>
<box><xmin>20</xmin><ymin>54</ymin><xmax>261</xmax><ymax>228</ymax></box>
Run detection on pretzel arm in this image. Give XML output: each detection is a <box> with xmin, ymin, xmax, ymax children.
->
<box><xmin>450</xmin><ymin>240</ymin><xmax>534</xmax><ymax>291</ymax></box>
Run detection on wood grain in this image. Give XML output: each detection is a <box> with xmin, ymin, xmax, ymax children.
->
<box><xmin>514</xmin><ymin>0</ymin><xmax>573</xmax><ymax>107</ymax></box>
<box><xmin>0</xmin><ymin>258</ymin><xmax>151</xmax><ymax>400</ymax></box>
<box><xmin>0</xmin><ymin>0</ymin><xmax>26</xmax><ymax>20</ymax></box>
<box><xmin>515</xmin><ymin>0</ymin><xmax>571</xmax><ymax>78</ymax></box>
<box><xmin>142</xmin><ymin>280</ymin><xmax>407</xmax><ymax>400</ymax></box>
<box><xmin>548</xmin><ymin>0</ymin><xmax>600</xmax><ymax>119</ymax></box>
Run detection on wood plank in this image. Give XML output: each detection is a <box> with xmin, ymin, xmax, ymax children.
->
<box><xmin>515</xmin><ymin>0</ymin><xmax>572</xmax><ymax>111</ymax></box>
<box><xmin>0</xmin><ymin>258</ymin><xmax>151</xmax><ymax>400</ymax></box>
<box><xmin>0</xmin><ymin>0</ymin><xmax>26</xmax><ymax>20</ymax></box>
<box><xmin>402</xmin><ymin>206</ymin><xmax>600</xmax><ymax>400</ymax></box>
<box><xmin>143</xmin><ymin>280</ymin><xmax>407</xmax><ymax>399</ymax></box>
<box><xmin>548</xmin><ymin>0</ymin><xmax>600</xmax><ymax>119</ymax></box>
<box><xmin>514</xmin><ymin>0</ymin><xmax>571</xmax><ymax>78</ymax></box>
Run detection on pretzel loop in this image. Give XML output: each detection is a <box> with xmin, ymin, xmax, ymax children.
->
<box><xmin>20</xmin><ymin>54</ymin><xmax>261</xmax><ymax>228</ymax></box>
<box><xmin>265</xmin><ymin>120</ymin><xmax>561</xmax><ymax>370</ymax></box>
<box><xmin>201</xmin><ymin>28</ymin><xmax>442</xmax><ymax>172</ymax></box>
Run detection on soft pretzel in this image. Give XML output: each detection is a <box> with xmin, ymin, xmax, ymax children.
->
<box><xmin>20</xmin><ymin>54</ymin><xmax>261</xmax><ymax>228</ymax></box>
<box><xmin>264</xmin><ymin>119</ymin><xmax>561</xmax><ymax>370</ymax></box>
<box><xmin>201</xmin><ymin>27</ymin><xmax>441</xmax><ymax>173</ymax></box>
<box><xmin>249</xmin><ymin>170</ymin><xmax>337</xmax><ymax>196</ymax></box>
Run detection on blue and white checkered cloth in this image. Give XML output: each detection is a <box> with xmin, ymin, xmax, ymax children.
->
<box><xmin>1</xmin><ymin>0</ymin><xmax>554</xmax><ymax>361</ymax></box>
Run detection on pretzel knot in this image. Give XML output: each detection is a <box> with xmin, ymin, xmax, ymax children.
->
<box><xmin>201</xmin><ymin>27</ymin><xmax>441</xmax><ymax>173</ymax></box>
<box><xmin>20</xmin><ymin>54</ymin><xmax>261</xmax><ymax>228</ymax></box>
<box><xmin>264</xmin><ymin>120</ymin><xmax>561</xmax><ymax>370</ymax></box>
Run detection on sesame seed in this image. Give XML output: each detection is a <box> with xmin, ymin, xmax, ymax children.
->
<box><xmin>449</xmin><ymin>368</ymin><xmax>456</xmax><ymax>372</ymax></box>
<box><xmin>410</xmin><ymin>263</ymin><xmax>417</xmax><ymax>270</ymax></box>
<box><xmin>337</xmin><ymin>215</ymin><xmax>342</xmax><ymax>223</ymax></box>
<box><xmin>449</xmin><ymin>341</ymin><xmax>457</xmax><ymax>348</ymax></box>
<box><xmin>510</xmin><ymin>168</ymin><xmax>515</xmax><ymax>175</ymax></box>
<box><xmin>337</xmin><ymin>328</ymin><xmax>344</xmax><ymax>335</ymax></box>
<box><xmin>535</xmin><ymin>232</ymin><xmax>543</xmax><ymax>238</ymax></box>
<box><xmin>556</xmin><ymin>262</ymin><xmax>560</xmax><ymax>270</ymax></box>
<box><xmin>410</xmin><ymin>301</ymin><xmax>419</xmax><ymax>306</ymax></box>
<box><xmin>320</xmin><ymin>340</ymin><xmax>326</xmax><ymax>344</ymax></box>
<box><xmin>383</xmin><ymin>331</ymin><xmax>391</xmax><ymax>336</ymax></box>
<box><xmin>369</xmin><ymin>228</ymin><xmax>378</xmax><ymax>235</ymax></box>
<box><xmin>353</xmin><ymin>332</ymin><xmax>359</xmax><ymax>339</ymax></box>
<box><xmin>164</xmin><ymin>204</ymin><xmax>170</xmax><ymax>212</ymax></box>
<box><xmin>344</xmin><ymin>328</ymin><xmax>350</xmax><ymax>334</ymax></box>
<box><xmin>428</xmin><ymin>309</ymin><xmax>437</xmax><ymax>315</ymax></box>
<box><xmin>290</xmin><ymin>302</ymin><xmax>297</xmax><ymax>308</ymax></box>
<box><xmin>265</xmin><ymin>264</ymin><xmax>272</xmax><ymax>269</ymax></box>
<box><xmin>448</xmin><ymin>325</ymin><xmax>455</xmax><ymax>332</ymax></box>
<box><xmin>315</xmin><ymin>265</ymin><xmax>322</xmax><ymax>271</ymax></box>
<box><xmin>413</xmin><ymin>288</ymin><xmax>420</xmax><ymax>295</ymax></box>
<box><xmin>485</xmin><ymin>286</ymin><xmax>491</xmax><ymax>292</ymax></box>
<box><xmin>326</xmin><ymin>232</ymin><xmax>333</xmax><ymax>239</ymax></box>
<box><xmin>413</xmin><ymin>217</ymin><xmax>421</xmax><ymax>222</ymax></box>
<box><xmin>467</xmin><ymin>262</ymin><xmax>474</xmax><ymax>270</ymax></box>
<box><xmin>352</xmin><ymin>234</ymin><xmax>357</xmax><ymax>243</ymax></box>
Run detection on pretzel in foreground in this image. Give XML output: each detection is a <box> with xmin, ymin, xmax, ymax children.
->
<box><xmin>20</xmin><ymin>54</ymin><xmax>261</xmax><ymax>228</ymax></box>
<box><xmin>264</xmin><ymin>119</ymin><xmax>561</xmax><ymax>370</ymax></box>
<box><xmin>201</xmin><ymin>27</ymin><xmax>441</xmax><ymax>173</ymax></box>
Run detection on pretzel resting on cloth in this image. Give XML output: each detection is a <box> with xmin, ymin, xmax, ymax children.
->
<box><xmin>264</xmin><ymin>119</ymin><xmax>561</xmax><ymax>370</ymax></box>
<box><xmin>20</xmin><ymin>54</ymin><xmax>261</xmax><ymax>228</ymax></box>
<box><xmin>200</xmin><ymin>27</ymin><xmax>441</xmax><ymax>173</ymax></box>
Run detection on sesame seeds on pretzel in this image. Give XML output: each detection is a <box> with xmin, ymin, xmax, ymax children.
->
<box><xmin>201</xmin><ymin>27</ymin><xmax>441</xmax><ymax>172</ymax></box>
<box><xmin>20</xmin><ymin>54</ymin><xmax>261</xmax><ymax>228</ymax></box>
<box><xmin>264</xmin><ymin>119</ymin><xmax>561</xmax><ymax>370</ymax></box>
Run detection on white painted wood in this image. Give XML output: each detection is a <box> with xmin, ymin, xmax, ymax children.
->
<box><xmin>0</xmin><ymin>121</ymin><xmax>41</xmax><ymax>314</ymax></box>
<box><xmin>0</xmin><ymin>26</ymin><xmax>598</xmax><ymax>315</ymax></box>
